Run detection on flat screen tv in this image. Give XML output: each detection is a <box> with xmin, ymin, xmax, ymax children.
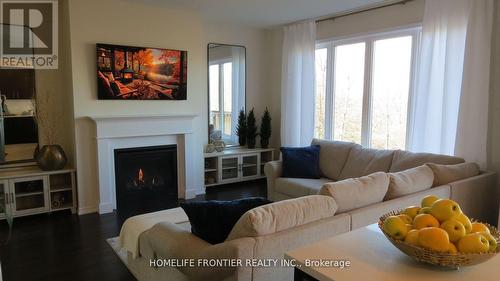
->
<box><xmin>96</xmin><ymin>43</ymin><xmax>187</xmax><ymax>100</ymax></box>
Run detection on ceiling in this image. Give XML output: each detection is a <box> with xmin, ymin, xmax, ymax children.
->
<box><xmin>137</xmin><ymin>0</ymin><xmax>389</xmax><ymax>28</ymax></box>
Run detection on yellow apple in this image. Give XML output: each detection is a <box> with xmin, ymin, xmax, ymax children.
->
<box><xmin>418</xmin><ymin>227</ymin><xmax>450</xmax><ymax>252</ymax></box>
<box><xmin>430</xmin><ymin>199</ymin><xmax>462</xmax><ymax>222</ymax></box>
<box><xmin>397</xmin><ymin>214</ymin><xmax>413</xmax><ymax>224</ymax></box>
<box><xmin>455</xmin><ymin>213</ymin><xmax>472</xmax><ymax>233</ymax></box>
<box><xmin>479</xmin><ymin>232</ymin><xmax>497</xmax><ymax>252</ymax></box>
<box><xmin>457</xmin><ymin>233</ymin><xmax>490</xmax><ymax>253</ymax></box>
<box><xmin>471</xmin><ymin>222</ymin><xmax>490</xmax><ymax>234</ymax></box>
<box><xmin>384</xmin><ymin>216</ymin><xmax>408</xmax><ymax>240</ymax></box>
<box><xmin>446</xmin><ymin>242</ymin><xmax>458</xmax><ymax>255</ymax></box>
<box><xmin>421</xmin><ymin>195</ymin><xmax>440</xmax><ymax>208</ymax></box>
<box><xmin>418</xmin><ymin>207</ymin><xmax>432</xmax><ymax>215</ymax></box>
<box><xmin>403</xmin><ymin>206</ymin><xmax>421</xmax><ymax>219</ymax></box>
<box><xmin>404</xmin><ymin>229</ymin><xmax>420</xmax><ymax>245</ymax></box>
<box><xmin>413</xmin><ymin>214</ymin><xmax>440</xmax><ymax>230</ymax></box>
<box><xmin>440</xmin><ymin>219</ymin><xmax>466</xmax><ymax>243</ymax></box>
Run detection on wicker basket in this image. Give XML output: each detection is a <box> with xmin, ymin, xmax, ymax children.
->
<box><xmin>378</xmin><ymin>210</ymin><xmax>500</xmax><ymax>269</ymax></box>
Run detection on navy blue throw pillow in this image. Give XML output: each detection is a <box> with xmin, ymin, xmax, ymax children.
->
<box><xmin>180</xmin><ymin>197</ymin><xmax>271</xmax><ymax>244</ymax></box>
<box><xmin>280</xmin><ymin>145</ymin><xmax>321</xmax><ymax>179</ymax></box>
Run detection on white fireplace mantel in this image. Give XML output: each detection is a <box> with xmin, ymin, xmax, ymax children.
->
<box><xmin>89</xmin><ymin>114</ymin><xmax>200</xmax><ymax>214</ymax></box>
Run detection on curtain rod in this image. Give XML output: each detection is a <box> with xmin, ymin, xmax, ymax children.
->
<box><xmin>316</xmin><ymin>0</ymin><xmax>415</xmax><ymax>23</ymax></box>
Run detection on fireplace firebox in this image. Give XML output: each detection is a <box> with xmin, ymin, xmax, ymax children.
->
<box><xmin>114</xmin><ymin>145</ymin><xmax>178</xmax><ymax>219</ymax></box>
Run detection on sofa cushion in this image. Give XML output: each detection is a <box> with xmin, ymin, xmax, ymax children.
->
<box><xmin>319</xmin><ymin>172</ymin><xmax>389</xmax><ymax>213</ymax></box>
<box><xmin>349</xmin><ymin>185</ymin><xmax>451</xmax><ymax>229</ymax></box>
<box><xmin>275</xmin><ymin>177</ymin><xmax>332</xmax><ymax>198</ymax></box>
<box><xmin>338</xmin><ymin>146</ymin><xmax>395</xmax><ymax>180</ymax></box>
<box><xmin>389</xmin><ymin>150</ymin><xmax>464</xmax><ymax>172</ymax></box>
<box><xmin>311</xmin><ymin>139</ymin><xmax>358</xmax><ymax>180</ymax></box>
<box><xmin>426</xmin><ymin>162</ymin><xmax>480</xmax><ymax>186</ymax></box>
<box><xmin>226</xmin><ymin>195</ymin><xmax>337</xmax><ymax>240</ymax></box>
<box><xmin>384</xmin><ymin>165</ymin><xmax>434</xmax><ymax>200</ymax></box>
<box><xmin>180</xmin><ymin>197</ymin><xmax>271</xmax><ymax>244</ymax></box>
<box><xmin>281</xmin><ymin>145</ymin><xmax>321</xmax><ymax>178</ymax></box>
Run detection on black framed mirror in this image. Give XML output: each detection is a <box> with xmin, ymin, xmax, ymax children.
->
<box><xmin>207</xmin><ymin>43</ymin><xmax>246</xmax><ymax>146</ymax></box>
<box><xmin>0</xmin><ymin>23</ymin><xmax>39</xmax><ymax>165</ymax></box>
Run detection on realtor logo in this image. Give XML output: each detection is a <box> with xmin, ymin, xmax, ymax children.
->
<box><xmin>0</xmin><ymin>0</ymin><xmax>58</xmax><ymax>69</ymax></box>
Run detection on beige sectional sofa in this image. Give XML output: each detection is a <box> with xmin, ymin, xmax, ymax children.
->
<box><xmin>126</xmin><ymin>195</ymin><xmax>351</xmax><ymax>281</ymax></box>
<box><xmin>124</xmin><ymin>139</ymin><xmax>498</xmax><ymax>281</ymax></box>
<box><xmin>265</xmin><ymin>139</ymin><xmax>498</xmax><ymax>226</ymax></box>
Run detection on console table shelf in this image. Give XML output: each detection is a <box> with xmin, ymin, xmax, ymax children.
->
<box><xmin>204</xmin><ymin>148</ymin><xmax>275</xmax><ymax>187</ymax></box>
<box><xmin>0</xmin><ymin>166</ymin><xmax>77</xmax><ymax>220</ymax></box>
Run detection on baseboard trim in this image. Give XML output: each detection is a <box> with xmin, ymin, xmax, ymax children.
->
<box><xmin>99</xmin><ymin>202</ymin><xmax>114</xmax><ymax>214</ymax></box>
<box><xmin>78</xmin><ymin>205</ymin><xmax>98</xmax><ymax>215</ymax></box>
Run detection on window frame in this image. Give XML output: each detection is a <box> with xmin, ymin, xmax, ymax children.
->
<box><xmin>209</xmin><ymin>59</ymin><xmax>233</xmax><ymax>141</ymax></box>
<box><xmin>315</xmin><ymin>25</ymin><xmax>422</xmax><ymax>150</ymax></box>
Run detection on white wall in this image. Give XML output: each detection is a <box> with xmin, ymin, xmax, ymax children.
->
<box><xmin>66</xmin><ymin>0</ymin><xmax>271</xmax><ymax>214</ymax></box>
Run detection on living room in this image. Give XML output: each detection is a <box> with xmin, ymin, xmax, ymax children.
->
<box><xmin>0</xmin><ymin>0</ymin><xmax>499</xmax><ymax>280</ymax></box>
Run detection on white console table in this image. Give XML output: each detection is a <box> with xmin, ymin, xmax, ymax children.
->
<box><xmin>204</xmin><ymin>148</ymin><xmax>275</xmax><ymax>187</ymax></box>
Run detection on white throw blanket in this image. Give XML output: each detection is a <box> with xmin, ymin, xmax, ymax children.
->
<box><xmin>119</xmin><ymin>207</ymin><xmax>189</xmax><ymax>258</ymax></box>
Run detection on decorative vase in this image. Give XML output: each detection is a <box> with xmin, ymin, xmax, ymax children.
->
<box><xmin>36</xmin><ymin>145</ymin><xmax>67</xmax><ymax>171</ymax></box>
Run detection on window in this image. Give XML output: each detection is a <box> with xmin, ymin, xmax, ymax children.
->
<box><xmin>209</xmin><ymin>61</ymin><xmax>233</xmax><ymax>140</ymax></box>
<box><xmin>314</xmin><ymin>27</ymin><xmax>420</xmax><ymax>150</ymax></box>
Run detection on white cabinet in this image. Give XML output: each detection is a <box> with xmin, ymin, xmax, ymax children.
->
<box><xmin>204</xmin><ymin>148</ymin><xmax>274</xmax><ymax>187</ymax></box>
<box><xmin>219</xmin><ymin>153</ymin><xmax>260</xmax><ymax>184</ymax></box>
<box><xmin>9</xmin><ymin>175</ymin><xmax>49</xmax><ymax>217</ymax></box>
<box><xmin>0</xmin><ymin>167</ymin><xmax>77</xmax><ymax>220</ymax></box>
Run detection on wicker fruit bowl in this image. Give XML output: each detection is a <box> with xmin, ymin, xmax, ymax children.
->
<box><xmin>379</xmin><ymin>210</ymin><xmax>500</xmax><ymax>269</ymax></box>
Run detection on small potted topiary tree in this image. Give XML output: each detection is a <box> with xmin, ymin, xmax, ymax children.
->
<box><xmin>236</xmin><ymin>109</ymin><xmax>247</xmax><ymax>146</ymax></box>
<box><xmin>260</xmin><ymin>107</ymin><xmax>271</xmax><ymax>148</ymax></box>
<box><xmin>246</xmin><ymin>108</ymin><xmax>258</xmax><ymax>149</ymax></box>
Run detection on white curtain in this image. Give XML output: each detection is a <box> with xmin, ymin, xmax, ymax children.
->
<box><xmin>230</xmin><ymin>47</ymin><xmax>246</xmax><ymax>144</ymax></box>
<box><xmin>410</xmin><ymin>0</ymin><xmax>493</xmax><ymax>167</ymax></box>
<box><xmin>454</xmin><ymin>0</ymin><xmax>494</xmax><ymax>168</ymax></box>
<box><xmin>281</xmin><ymin>21</ymin><xmax>316</xmax><ymax>147</ymax></box>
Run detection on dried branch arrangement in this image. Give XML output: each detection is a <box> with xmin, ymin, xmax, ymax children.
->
<box><xmin>32</xmin><ymin>92</ymin><xmax>61</xmax><ymax>145</ymax></box>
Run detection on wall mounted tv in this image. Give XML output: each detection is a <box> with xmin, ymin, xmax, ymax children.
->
<box><xmin>96</xmin><ymin>43</ymin><xmax>187</xmax><ymax>100</ymax></box>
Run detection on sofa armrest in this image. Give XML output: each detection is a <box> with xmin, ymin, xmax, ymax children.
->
<box><xmin>145</xmin><ymin>222</ymin><xmax>255</xmax><ymax>281</ymax></box>
<box><xmin>449</xmin><ymin>171</ymin><xmax>498</xmax><ymax>226</ymax></box>
<box><xmin>264</xmin><ymin>160</ymin><xmax>282</xmax><ymax>201</ymax></box>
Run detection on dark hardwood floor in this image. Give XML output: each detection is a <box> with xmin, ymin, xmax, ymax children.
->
<box><xmin>0</xmin><ymin>179</ymin><xmax>266</xmax><ymax>281</ymax></box>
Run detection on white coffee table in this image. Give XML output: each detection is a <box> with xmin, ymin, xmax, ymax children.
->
<box><xmin>286</xmin><ymin>224</ymin><xmax>500</xmax><ymax>281</ymax></box>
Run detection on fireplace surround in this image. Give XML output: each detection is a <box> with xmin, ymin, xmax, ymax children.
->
<box><xmin>90</xmin><ymin>114</ymin><xmax>201</xmax><ymax>214</ymax></box>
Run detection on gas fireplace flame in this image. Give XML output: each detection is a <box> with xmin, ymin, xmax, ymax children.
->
<box><xmin>137</xmin><ymin>168</ymin><xmax>145</xmax><ymax>184</ymax></box>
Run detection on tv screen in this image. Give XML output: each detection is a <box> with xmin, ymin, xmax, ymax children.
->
<box><xmin>96</xmin><ymin>43</ymin><xmax>187</xmax><ymax>100</ymax></box>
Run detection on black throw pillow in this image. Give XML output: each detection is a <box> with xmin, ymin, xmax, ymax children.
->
<box><xmin>280</xmin><ymin>145</ymin><xmax>321</xmax><ymax>178</ymax></box>
<box><xmin>180</xmin><ymin>197</ymin><xmax>271</xmax><ymax>244</ymax></box>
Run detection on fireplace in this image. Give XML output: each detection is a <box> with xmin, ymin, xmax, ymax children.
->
<box><xmin>120</xmin><ymin>51</ymin><xmax>134</xmax><ymax>83</ymax></box>
<box><xmin>114</xmin><ymin>145</ymin><xmax>178</xmax><ymax>219</ymax></box>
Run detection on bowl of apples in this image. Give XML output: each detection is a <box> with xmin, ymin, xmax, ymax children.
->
<box><xmin>379</xmin><ymin>195</ymin><xmax>500</xmax><ymax>269</ymax></box>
